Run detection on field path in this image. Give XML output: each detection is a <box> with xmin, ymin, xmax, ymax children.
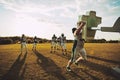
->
<box><xmin>0</xmin><ymin>43</ymin><xmax>120</xmax><ymax>80</ymax></box>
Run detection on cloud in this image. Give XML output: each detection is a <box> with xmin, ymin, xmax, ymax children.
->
<box><xmin>0</xmin><ymin>0</ymin><xmax>77</xmax><ymax>24</ymax></box>
<box><xmin>0</xmin><ymin>0</ymin><xmax>74</xmax><ymax>12</ymax></box>
<box><xmin>0</xmin><ymin>0</ymin><xmax>120</xmax><ymax>40</ymax></box>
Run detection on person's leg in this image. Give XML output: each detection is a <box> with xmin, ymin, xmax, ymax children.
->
<box><xmin>64</xmin><ymin>44</ymin><xmax>67</xmax><ymax>55</ymax></box>
<box><xmin>75</xmin><ymin>56</ymin><xmax>83</xmax><ymax>64</ymax></box>
<box><xmin>66</xmin><ymin>60</ymin><xmax>73</xmax><ymax>71</ymax></box>
<box><xmin>53</xmin><ymin>42</ymin><xmax>56</xmax><ymax>53</ymax></box>
<box><xmin>72</xmin><ymin>47</ymin><xmax>80</xmax><ymax>65</ymax></box>
<box><xmin>34</xmin><ymin>43</ymin><xmax>37</xmax><ymax>50</ymax></box>
<box><xmin>75</xmin><ymin>48</ymin><xmax>87</xmax><ymax>64</ymax></box>
<box><xmin>80</xmin><ymin>48</ymin><xmax>87</xmax><ymax>60</ymax></box>
<box><xmin>59</xmin><ymin>42</ymin><xmax>61</xmax><ymax>50</ymax></box>
<box><xmin>62</xmin><ymin>46</ymin><xmax>65</xmax><ymax>55</ymax></box>
<box><xmin>21</xmin><ymin>43</ymin><xmax>23</xmax><ymax>53</ymax></box>
<box><xmin>53</xmin><ymin>45</ymin><xmax>56</xmax><ymax>53</ymax></box>
<box><xmin>56</xmin><ymin>42</ymin><xmax>59</xmax><ymax>50</ymax></box>
<box><xmin>66</xmin><ymin>48</ymin><xmax>76</xmax><ymax>71</ymax></box>
<box><xmin>32</xmin><ymin>43</ymin><xmax>35</xmax><ymax>50</ymax></box>
<box><xmin>61</xmin><ymin>43</ymin><xmax>64</xmax><ymax>55</ymax></box>
<box><xmin>24</xmin><ymin>42</ymin><xmax>27</xmax><ymax>53</ymax></box>
<box><xmin>50</xmin><ymin>42</ymin><xmax>53</xmax><ymax>53</ymax></box>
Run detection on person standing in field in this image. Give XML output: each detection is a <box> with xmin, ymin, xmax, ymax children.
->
<box><xmin>56</xmin><ymin>36</ymin><xmax>61</xmax><ymax>50</ymax></box>
<box><xmin>60</xmin><ymin>33</ymin><xmax>67</xmax><ymax>55</ymax></box>
<box><xmin>32</xmin><ymin>36</ymin><xmax>38</xmax><ymax>50</ymax></box>
<box><xmin>50</xmin><ymin>34</ymin><xmax>57</xmax><ymax>53</ymax></box>
<box><xmin>66</xmin><ymin>21</ymin><xmax>87</xmax><ymax>72</ymax></box>
<box><xmin>20</xmin><ymin>34</ymin><xmax>27</xmax><ymax>53</ymax></box>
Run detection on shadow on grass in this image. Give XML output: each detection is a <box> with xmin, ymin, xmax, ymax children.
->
<box><xmin>55</xmin><ymin>51</ymin><xmax>120</xmax><ymax>65</ymax></box>
<box><xmin>54</xmin><ymin>51</ymin><xmax>71</xmax><ymax>59</ymax></box>
<box><xmin>87</xmin><ymin>55</ymin><xmax>120</xmax><ymax>65</ymax></box>
<box><xmin>53</xmin><ymin>51</ymin><xmax>119</xmax><ymax>79</ymax></box>
<box><xmin>33</xmin><ymin>50</ymin><xmax>66</xmax><ymax>80</ymax></box>
<box><xmin>67</xmin><ymin>70</ymin><xmax>85</xmax><ymax>80</ymax></box>
<box><xmin>80</xmin><ymin>68</ymin><xmax>100</xmax><ymax>80</ymax></box>
<box><xmin>80</xmin><ymin>60</ymin><xmax>118</xmax><ymax>79</ymax></box>
<box><xmin>1</xmin><ymin>52</ymin><xmax>27</xmax><ymax>80</ymax></box>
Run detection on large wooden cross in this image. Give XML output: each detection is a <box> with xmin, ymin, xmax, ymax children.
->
<box><xmin>78</xmin><ymin>11</ymin><xmax>102</xmax><ymax>41</ymax></box>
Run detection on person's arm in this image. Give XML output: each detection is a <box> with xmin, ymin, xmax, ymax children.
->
<box><xmin>76</xmin><ymin>21</ymin><xmax>86</xmax><ymax>35</ymax></box>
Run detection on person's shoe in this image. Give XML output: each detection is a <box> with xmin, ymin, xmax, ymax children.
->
<box><xmin>66</xmin><ymin>67</ymin><xmax>72</xmax><ymax>72</ymax></box>
<box><xmin>74</xmin><ymin>62</ymin><xmax>78</xmax><ymax>66</ymax></box>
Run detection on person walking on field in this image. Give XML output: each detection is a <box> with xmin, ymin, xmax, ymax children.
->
<box><xmin>20</xmin><ymin>34</ymin><xmax>27</xmax><ymax>53</ymax></box>
<box><xmin>56</xmin><ymin>36</ymin><xmax>61</xmax><ymax>50</ymax></box>
<box><xmin>66</xmin><ymin>21</ymin><xmax>87</xmax><ymax>72</ymax></box>
<box><xmin>50</xmin><ymin>34</ymin><xmax>57</xmax><ymax>53</ymax></box>
<box><xmin>32</xmin><ymin>36</ymin><xmax>38</xmax><ymax>50</ymax></box>
<box><xmin>60</xmin><ymin>33</ymin><xmax>67</xmax><ymax>55</ymax></box>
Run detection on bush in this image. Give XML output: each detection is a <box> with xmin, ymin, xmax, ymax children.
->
<box><xmin>0</xmin><ymin>39</ymin><xmax>13</xmax><ymax>44</ymax></box>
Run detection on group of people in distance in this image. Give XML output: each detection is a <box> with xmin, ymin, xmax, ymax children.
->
<box><xmin>50</xmin><ymin>33</ymin><xmax>67</xmax><ymax>55</ymax></box>
<box><xmin>50</xmin><ymin>21</ymin><xmax>87</xmax><ymax>72</ymax></box>
<box><xmin>20</xmin><ymin>20</ymin><xmax>87</xmax><ymax>72</ymax></box>
<box><xmin>20</xmin><ymin>34</ymin><xmax>38</xmax><ymax>53</ymax></box>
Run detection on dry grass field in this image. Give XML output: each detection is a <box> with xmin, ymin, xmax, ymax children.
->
<box><xmin>0</xmin><ymin>43</ymin><xmax>120</xmax><ymax>80</ymax></box>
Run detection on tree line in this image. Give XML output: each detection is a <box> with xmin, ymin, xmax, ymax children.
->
<box><xmin>0</xmin><ymin>36</ymin><xmax>49</xmax><ymax>44</ymax></box>
<box><xmin>0</xmin><ymin>36</ymin><xmax>119</xmax><ymax>44</ymax></box>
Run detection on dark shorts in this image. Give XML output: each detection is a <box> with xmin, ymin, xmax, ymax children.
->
<box><xmin>70</xmin><ymin>40</ymin><xmax>77</xmax><ymax>62</ymax></box>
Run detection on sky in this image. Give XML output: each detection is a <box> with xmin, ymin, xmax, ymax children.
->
<box><xmin>0</xmin><ymin>0</ymin><xmax>120</xmax><ymax>40</ymax></box>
